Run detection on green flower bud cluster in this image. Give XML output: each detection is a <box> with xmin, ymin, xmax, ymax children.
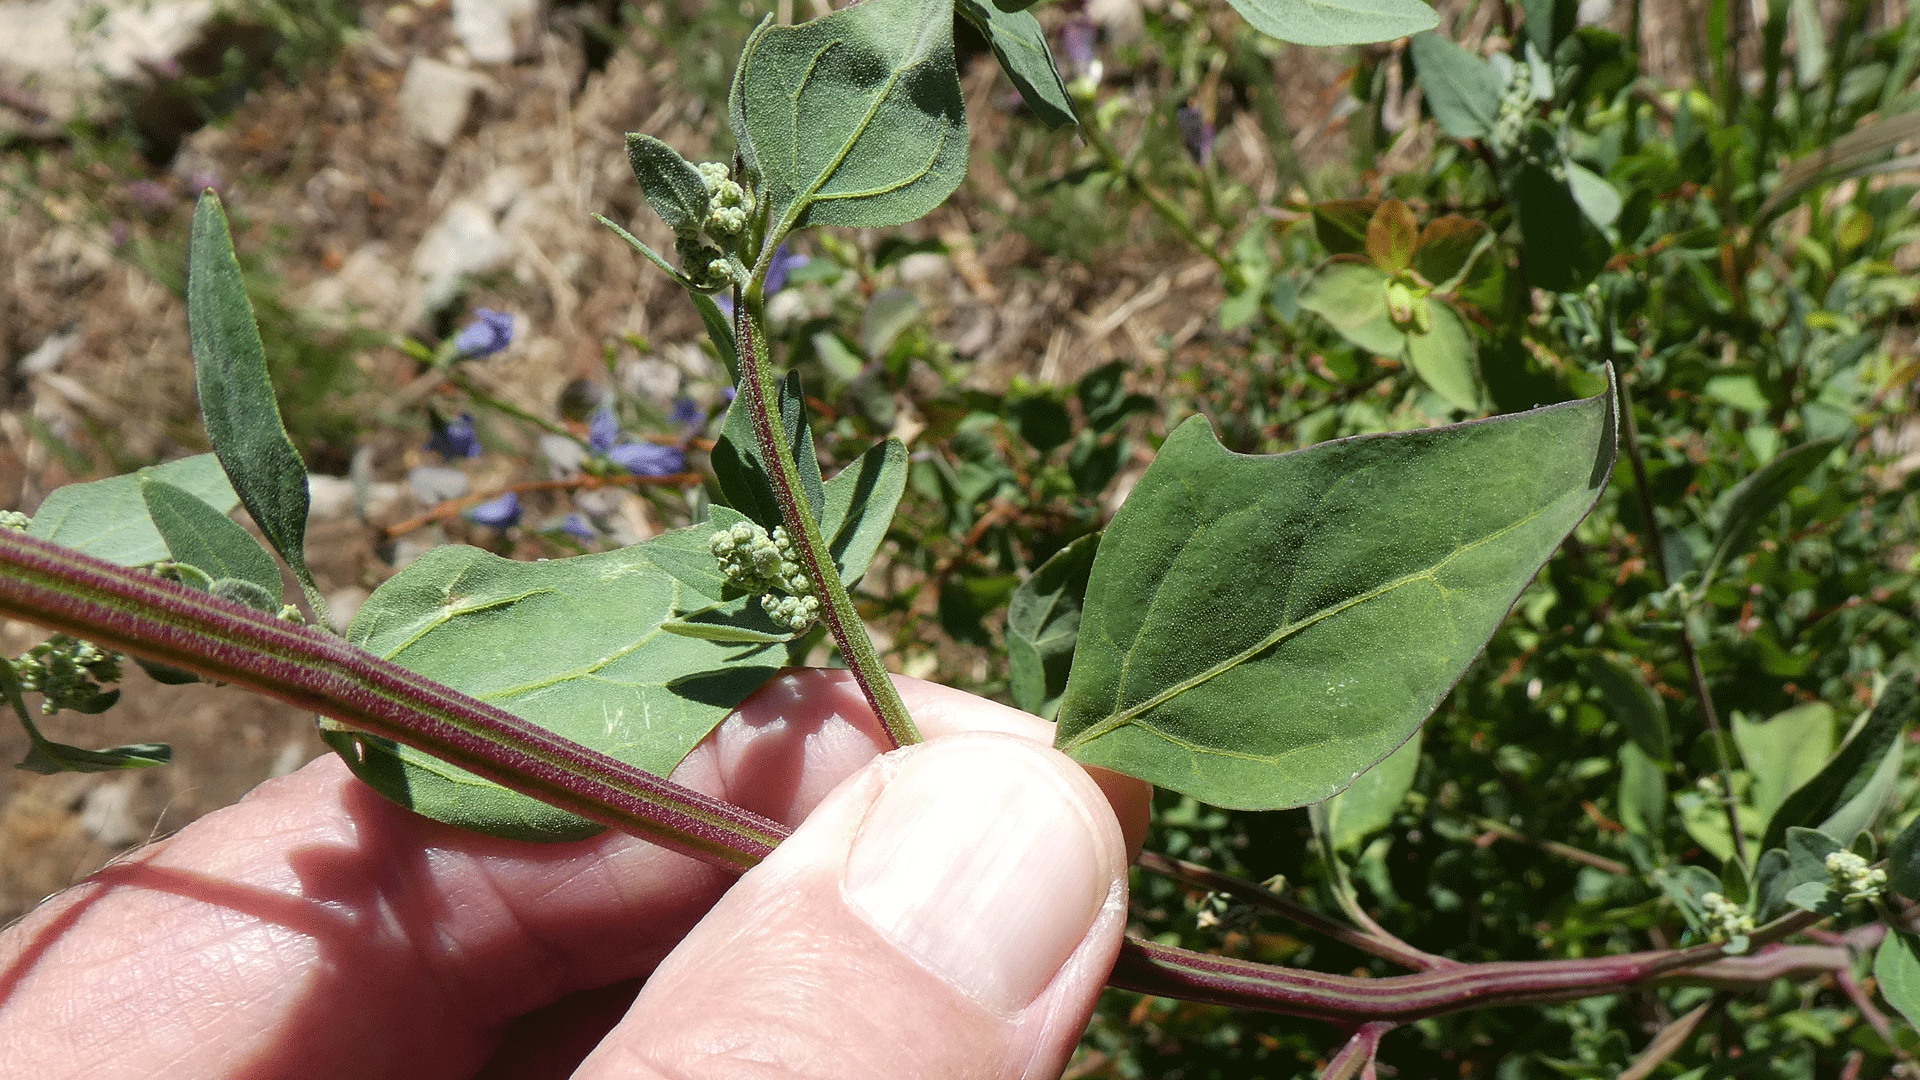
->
<box><xmin>0</xmin><ymin>510</ymin><xmax>28</xmax><ymax>531</ymax></box>
<box><xmin>696</xmin><ymin>161</ymin><xmax>753</xmax><ymax>238</ymax></box>
<box><xmin>1699</xmin><ymin>891</ymin><xmax>1755</xmax><ymax>943</ymax></box>
<box><xmin>13</xmin><ymin>634</ymin><xmax>122</xmax><ymax>715</ymax></box>
<box><xmin>1825</xmin><ymin>850</ymin><xmax>1888</xmax><ymax>903</ymax></box>
<box><xmin>1490</xmin><ymin>63</ymin><xmax>1533</xmax><ymax>155</ymax></box>
<box><xmin>710</xmin><ymin>521</ymin><xmax>820</xmax><ymax>632</ymax></box>
<box><xmin>1384</xmin><ymin>278</ymin><xmax>1433</xmax><ymax>333</ymax></box>
<box><xmin>667</xmin><ymin>160</ymin><xmax>757</xmax><ymax>292</ymax></box>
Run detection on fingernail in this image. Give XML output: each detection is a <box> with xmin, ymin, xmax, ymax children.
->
<box><xmin>843</xmin><ymin>739</ymin><xmax>1109</xmax><ymax>1014</ymax></box>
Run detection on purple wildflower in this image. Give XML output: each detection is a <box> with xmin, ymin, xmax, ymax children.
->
<box><xmin>559</xmin><ymin>513</ymin><xmax>597</xmax><ymax>541</ymax></box>
<box><xmin>126</xmin><ymin>180</ymin><xmax>174</xmax><ymax>213</ymax></box>
<box><xmin>670</xmin><ymin>397</ymin><xmax>703</xmax><ymax>429</ymax></box>
<box><xmin>468</xmin><ymin>491</ymin><xmax>521</xmax><ymax>528</ymax></box>
<box><xmin>454</xmin><ymin>309</ymin><xmax>514</xmax><ymax>359</ymax></box>
<box><xmin>607</xmin><ymin>441</ymin><xmax>687</xmax><ymax>477</ymax></box>
<box><xmin>426</xmin><ymin>412</ymin><xmax>480</xmax><ymax>460</ymax></box>
<box><xmin>1175</xmin><ymin>106</ymin><xmax>1215</xmax><ymax>166</ymax></box>
<box><xmin>588</xmin><ymin>408</ymin><xmax>619</xmax><ymax>453</ymax></box>
<box><xmin>1058</xmin><ymin>16</ymin><xmax>1097</xmax><ymax>80</ymax></box>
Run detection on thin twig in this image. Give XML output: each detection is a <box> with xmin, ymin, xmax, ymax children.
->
<box><xmin>1614</xmin><ymin>377</ymin><xmax>1748</xmax><ymax>871</ymax></box>
<box><xmin>1459</xmin><ymin>813</ymin><xmax>1632</xmax><ymax>876</ymax></box>
<box><xmin>1137</xmin><ymin>851</ymin><xmax>1461</xmax><ymax>972</ymax></box>
<box><xmin>1619</xmin><ymin>995</ymin><xmax>1723</xmax><ymax>1080</ymax></box>
<box><xmin>1322</xmin><ymin>1021</ymin><xmax>1396</xmax><ymax>1080</ymax></box>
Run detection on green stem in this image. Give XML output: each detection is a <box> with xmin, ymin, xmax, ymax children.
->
<box><xmin>732</xmin><ymin>296</ymin><xmax>920</xmax><ymax>748</ymax></box>
<box><xmin>1616</xmin><ymin>378</ymin><xmax>1748</xmax><ymax>873</ymax></box>
<box><xmin>1079</xmin><ymin>107</ymin><xmax>1243</xmax><ymax>291</ymax></box>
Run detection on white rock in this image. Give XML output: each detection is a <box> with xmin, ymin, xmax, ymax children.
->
<box><xmin>398</xmin><ymin>55</ymin><xmax>487</xmax><ymax>148</ymax></box>
<box><xmin>408</xmin><ymin>171</ymin><xmax>523</xmax><ymax>321</ymax></box>
<box><xmin>0</xmin><ymin>0</ymin><xmax>220</xmax><ymax>136</ymax></box>
<box><xmin>451</xmin><ymin>0</ymin><xmax>541</xmax><ymax>64</ymax></box>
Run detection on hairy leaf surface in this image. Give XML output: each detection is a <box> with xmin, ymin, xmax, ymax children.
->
<box><xmin>1055</xmin><ymin>385</ymin><xmax>1616</xmax><ymax>809</ymax></box>
<box><xmin>1222</xmin><ymin>0</ymin><xmax>1437</xmax><ymax>46</ymax></box>
<box><xmin>29</xmin><ymin>456</ymin><xmax>238</xmax><ymax>567</ymax></box>
<box><xmin>955</xmin><ymin>0</ymin><xmax>1076</xmax><ymax>129</ymax></box>
<box><xmin>733</xmin><ymin>0</ymin><xmax>967</xmax><ymax>240</ymax></box>
<box><xmin>141</xmin><ymin>477</ymin><xmax>283</xmax><ymax>602</ymax></box>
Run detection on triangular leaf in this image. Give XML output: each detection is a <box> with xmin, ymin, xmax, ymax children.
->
<box><xmin>1055</xmin><ymin>381</ymin><xmax>1616</xmax><ymax>809</ymax></box>
<box><xmin>28</xmin><ymin>455</ymin><xmax>237</xmax><ymax>567</ymax></box>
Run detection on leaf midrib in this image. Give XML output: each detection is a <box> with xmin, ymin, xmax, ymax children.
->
<box><xmin>1061</xmin><ymin>492</ymin><xmax>1562</xmax><ymax>751</ymax></box>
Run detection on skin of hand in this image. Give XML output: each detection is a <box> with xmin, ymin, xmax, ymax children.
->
<box><xmin>0</xmin><ymin>670</ymin><xmax>1151</xmax><ymax>1080</ymax></box>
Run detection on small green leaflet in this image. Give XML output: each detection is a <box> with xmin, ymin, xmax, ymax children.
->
<box><xmin>1223</xmin><ymin>0</ymin><xmax>1437</xmax><ymax>48</ymax></box>
<box><xmin>955</xmin><ymin>0</ymin><xmax>1077</xmax><ymax>129</ymax></box>
<box><xmin>141</xmin><ymin>477</ymin><xmax>283</xmax><ymax>604</ymax></box>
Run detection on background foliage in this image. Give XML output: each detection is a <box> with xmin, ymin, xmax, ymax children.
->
<box><xmin>4</xmin><ymin>0</ymin><xmax>1920</xmax><ymax>1076</ymax></box>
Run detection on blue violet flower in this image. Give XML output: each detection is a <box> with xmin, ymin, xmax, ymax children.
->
<box><xmin>454</xmin><ymin>309</ymin><xmax>514</xmax><ymax>359</ymax></box>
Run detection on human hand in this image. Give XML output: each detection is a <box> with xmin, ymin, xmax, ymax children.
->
<box><xmin>0</xmin><ymin>670</ymin><xmax>1150</xmax><ymax>1079</ymax></box>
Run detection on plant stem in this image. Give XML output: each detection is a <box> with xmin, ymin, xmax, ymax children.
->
<box><xmin>1618</xmin><ymin>996</ymin><xmax>1722</xmax><ymax>1080</ymax></box>
<box><xmin>1457</xmin><ymin>812</ymin><xmax>1633</xmax><ymax>876</ymax></box>
<box><xmin>1615</xmin><ymin>377</ymin><xmax>1748</xmax><ymax>872</ymax></box>
<box><xmin>1322</xmin><ymin>1021</ymin><xmax>1396</xmax><ymax>1080</ymax></box>
<box><xmin>2</xmin><ymin>530</ymin><xmax>1841</xmax><ymax>1022</ymax></box>
<box><xmin>1138</xmin><ymin>851</ymin><xmax>1460</xmax><ymax>971</ymax></box>
<box><xmin>0</xmin><ymin>530</ymin><xmax>786</xmax><ymax>871</ymax></box>
<box><xmin>1078</xmin><ymin>107</ymin><xmax>1243</xmax><ymax>291</ymax></box>
<box><xmin>731</xmin><ymin>300</ymin><xmax>920</xmax><ymax>748</ymax></box>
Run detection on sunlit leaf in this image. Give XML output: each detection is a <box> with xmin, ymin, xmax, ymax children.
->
<box><xmin>733</xmin><ymin>0</ymin><xmax>967</xmax><ymax>241</ymax></box>
<box><xmin>1315</xmin><ymin>731</ymin><xmax>1421</xmax><ymax>851</ymax></box>
<box><xmin>1876</xmin><ymin>931</ymin><xmax>1920</xmax><ymax>1031</ymax></box>
<box><xmin>1222</xmin><ymin>0</ymin><xmax>1437</xmax><ymax>47</ymax></box>
<box><xmin>626</xmin><ymin>133</ymin><xmax>713</xmax><ymax>233</ymax></box>
<box><xmin>188</xmin><ymin>193</ymin><xmax>318</xmax><ymax>609</ymax></box>
<box><xmin>1403</xmin><ymin>302</ymin><xmax>1480</xmax><ymax>411</ymax></box>
<box><xmin>955</xmin><ymin>0</ymin><xmax>1076</xmax><ymax>129</ymax></box>
<box><xmin>1733</xmin><ymin>702</ymin><xmax>1833</xmax><ymax>827</ymax></box>
<box><xmin>1762</xmin><ymin>681</ymin><xmax>1915</xmax><ymax>850</ymax></box>
<box><xmin>28</xmin><ymin>455</ymin><xmax>237</xmax><ymax>567</ymax></box>
<box><xmin>1054</xmin><ymin>382</ymin><xmax>1616</xmax><ymax>809</ymax></box>
<box><xmin>1410</xmin><ymin>31</ymin><xmax>1501</xmax><ymax>139</ymax></box>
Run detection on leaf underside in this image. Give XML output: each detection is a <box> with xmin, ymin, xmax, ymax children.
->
<box><xmin>1055</xmin><ymin>382</ymin><xmax>1617</xmax><ymax>810</ymax></box>
<box><xmin>1223</xmin><ymin>0</ymin><xmax>1438</xmax><ymax>47</ymax></box>
<box><xmin>28</xmin><ymin>455</ymin><xmax>238</xmax><ymax>567</ymax></box>
<box><xmin>330</xmin><ymin>445</ymin><xmax>907</xmax><ymax>842</ymax></box>
<box><xmin>733</xmin><ymin>0</ymin><xmax>968</xmax><ymax>239</ymax></box>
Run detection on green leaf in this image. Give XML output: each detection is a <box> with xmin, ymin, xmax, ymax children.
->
<box><xmin>1780</xmin><ymin>826</ymin><xmax>1847</xmax><ymax>916</ymax></box>
<box><xmin>1077</xmin><ymin>360</ymin><xmax>1155</xmax><ymax>434</ymax></box>
<box><xmin>1007</xmin><ymin>393</ymin><xmax>1073</xmax><ymax>455</ymax></box>
<box><xmin>1402</xmin><ymin>302</ymin><xmax>1480</xmax><ymax>411</ymax></box>
<box><xmin>955</xmin><ymin>0</ymin><xmax>1076</xmax><ymax>129</ymax></box>
<box><xmin>817</xmin><ymin>436</ymin><xmax>909</xmax><ymax>587</ymax></box>
<box><xmin>330</xmin><ymin>513</ymin><xmax>786</xmax><ymax>841</ymax></box>
<box><xmin>1566</xmin><ymin>162</ymin><xmax>1622</xmax><ymax>229</ymax></box>
<box><xmin>1007</xmin><ymin>533</ymin><xmax>1101</xmax><ymax>719</ymax></box>
<box><xmin>1410</xmin><ymin>31</ymin><xmax>1502</xmax><ymax>140</ymax></box>
<box><xmin>1222</xmin><ymin>0</ymin><xmax>1437</xmax><ymax>47</ymax></box>
<box><xmin>1704</xmin><ymin>437</ymin><xmax>1842</xmax><ymax>585</ymax></box>
<box><xmin>1617</xmin><ymin>742</ymin><xmax>1667</xmax><ymax>848</ymax></box>
<box><xmin>140</xmin><ymin>477</ymin><xmax>283</xmax><ymax>602</ymax></box>
<box><xmin>1733</xmin><ymin>702</ymin><xmax>1834</xmax><ymax>827</ymax></box>
<box><xmin>28</xmin><ymin>455</ymin><xmax>238</xmax><ymax>566</ymax></box>
<box><xmin>626</xmin><ymin>133</ymin><xmax>712</xmax><ymax>233</ymax></box>
<box><xmin>1584</xmin><ymin>652</ymin><xmax>1670</xmax><ymax>762</ymax></box>
<box><xmin>1054</xmin><ymin>383</ymin><xmax>1617</xmax><ymax>809</ymax></box>
<box><xmin>1891</xmin><ymin>813</ymin><xmax>1920</xmax><ymax>899</ymax></box>
<box><xmin>1654</xmin><ymin>864</ymin><xmax>1727</xmax><ymax>937</ymax></box>
<box><xmin>713</xmin><ymin>372</ymin><xmax>822</xmax><ymax>531</ymax></box>
<box><xmin>1413</xmin><ymin>216</ymin><xmax>1490</xmax><ymax>289</ymax></box>
<box><xmin>188</xmin><ymin>193</ymin><xmax>318</xmax><ymax>609</ymax></box>
<box><xmin>1522</xmin><ymin>0</ymin><xmax>1578</xmax><ymax>58</ymax></box>
<box><xmin>1753</xmin><ymin>846</ymin><xmax>1793</xmax><ymax>921</ymax></box>
<box><xmin>1365</xmin><ymin>200</ymin><xmax>1419</xmax><ymax>273</ymax></box>
<box><xmin>2</xmin><ymin>662</ymin><xmax>168</xmax><ymax>775</ymax></box>
<box><xmin>1317</xmin><ymin>731</ymin><xmax>1422</xmax><ymax>851</ymax></box>
<box><xmin>732</xmin><ymin>0</ymin><xmax>968</xmax><ymax>241</ymax></box>
<box><xmin>1299</xmin><ymin>259</ymin><xmax>1405</xmax><ymax>355</ymax></box>
<box><xmin>1313</xmin><ymin>199</ymin><xmax>1379</xmax><ymax>255</ymax></box>
<box><xmin>1762</xmin><ymin>681</ymin><xmax>1916</xmax><ymax>851</ymax></box>
<box><xmin>1876</xmin><ymin>931</ymin><xmax>1920</xmax><ymax>1031</ymax></box>
<box><xmin>1512</xmin><ymin>159</ymin><xmax>1611</xmax><ymax>292</ymax></box>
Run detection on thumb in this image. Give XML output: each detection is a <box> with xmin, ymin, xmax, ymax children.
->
<box><xmin>573</xmin><ymin>732</ymin><xmax>1131</xmax><ymax>1080</ymax></box>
